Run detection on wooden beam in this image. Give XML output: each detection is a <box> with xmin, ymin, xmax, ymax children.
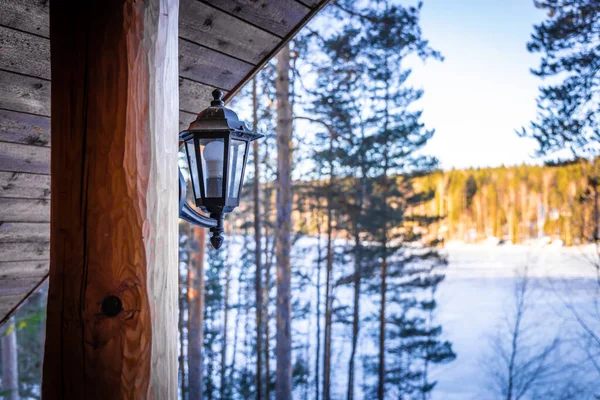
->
<box><xmin>0</xmin><ymin>172</ymin><xmax>50</xmax><ymax>199</ymax></box>
<box><xmin>179</xmin><ymin>0</ymin><xmax>279</xmax><ymax>64</ymax></box>
<box><xmin>0</xmin><ymin>0</ymin><xmax>50</xmax><ymax>38</ymax></box>
<box><xmin>43</xmin><ymin>1</ymin><xmax>179</xmax><ymax>399</ymax></box>
<box><xmin>0</xmin><ymin>142</ymin><xmax>50</xmax><ymax>174</ymax></box>
<box><xmin>0</xmin><ymin>25</ymin><xmax>50</xmax><ymax>79</ymax></box>
<box><xmin>0</xmin><ymin>70</ymin><xmax>50</xmax><ymax>116</ymax></box>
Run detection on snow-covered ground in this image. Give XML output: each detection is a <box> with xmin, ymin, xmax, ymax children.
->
<box><xmin>224</xmin><ymin>238</ymin><xmax>600</xmax><ymax>399</ymax></box>
<box><xmin>431</xmin><ymin>243</ymin><xmax>600</xmax><ymax>400</ymax></box>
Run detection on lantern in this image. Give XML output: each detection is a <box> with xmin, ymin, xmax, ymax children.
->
<box><xmin>179</xmin><ymin>89</ymin><xmax>263</xmax><ymax>249</ymax></box>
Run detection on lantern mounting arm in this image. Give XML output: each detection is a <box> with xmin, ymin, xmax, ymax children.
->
<box><xmin>178</xmin><ymin>169</ymin><xmax>217</xmax><ymax>229</ymax></box>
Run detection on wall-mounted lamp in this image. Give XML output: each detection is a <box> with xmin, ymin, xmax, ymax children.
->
<box><xmin>179</xmin><ymin>89</ymin><xmax>263</xmax><ymax>249</ymax></box>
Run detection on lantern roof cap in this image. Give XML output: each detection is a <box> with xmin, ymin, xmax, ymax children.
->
<box><xmin>185</xmin><ymin>90</ymin><xmax>260</xmax><ymax>140</ymax></box>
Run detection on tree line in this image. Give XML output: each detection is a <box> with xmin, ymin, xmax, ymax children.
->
<box><xmin>407</xmin><ymin>159</ymin><xmax>600</xmax><ymax>246</ymax></box>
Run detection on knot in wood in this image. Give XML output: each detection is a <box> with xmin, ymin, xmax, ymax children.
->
<box><xmin>101</xmin><ymin>295</ymin><xmax>123</xmax><ymax>317</ymax></box>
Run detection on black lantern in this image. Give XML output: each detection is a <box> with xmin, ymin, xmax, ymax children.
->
<box><xmin>179</xmin><ymin>89</ymin><xmax>263</xmax><ymax>249</ymax></box>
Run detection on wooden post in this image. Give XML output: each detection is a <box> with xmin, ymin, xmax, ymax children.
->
<box><xmin>43</xmin><ymin>1</ymin><xmax>179</xmax><ymax>399</ymax></box>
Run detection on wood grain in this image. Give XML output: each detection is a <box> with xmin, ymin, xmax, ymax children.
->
<box><xmin>0</xmin><ymin>172</ymin><xmax>50</xmax><ymax>199</ymax></box>
<box><xmin>0</xmin><ymin>294</ymin><xmax>27</xmax><ymax>317</ymax></box>
<box><xmin>0</xmin><ymin>142</ymin><xmax>50</xmax><ymax>174</ymax></box>
<box><xmin>203</xmin><ymin>0</ymin><xmax>310</xmax><ymax>37</ymax></box>
<box><xmin>180</xmin><ymin>110</ymin><xmax>197</xmax><ymax>131</ymax></box>
<box><xmin>0</xmin><ymin>0</ymin><xmax>50</xmax><ymax>38</ymax></box>
<box><xmin>179</xmin><ymin>38</ymin><xmax>253</xmax><ymax>90</ymax></box>
<box><xmin>179</xmin><ymin>77</ymin><xmax>224</xmax><ymax>114</ymax></box>
<box><xmin>0</xmin><ymin>222</ymin><xmax>50</xmax><ymax>242</ymax></box>
<box><xmin>0</xmin><ymin>241</ymin><xmax>49</xmax><ymax>262</ymax></box>
<box><xmin>0</xmin><ymin>109</ymin><xmax>50</xmax><ymax>147</ymax></box>
<box><xmin>0</xmin><ymin>198</ymin><xmax>49</xmax><ymax>222</ymax></box>
<box><xmin>0</xmin><ymin>25</ymin><xmax>50</xmax><ymax>79</ymax></box>
<box><xmin>0</xmin><ymin>261</ymin><xmax>49</xmax><ymax>279</ymax></box>
<box><xmin>296</xmin><ymin>0</ymin><xmax>323</xmax><ymax>7</ymax></box>
<box><xmin>179</xmin><ymin>0</ymin><xmax>278</xmax><ymax>64</ymax></box>
<box><xmin>43</xmin><ymin>1</ymin><xmax>179</xmax><ymax>399</ymax></box>
<box><xmin>0</xmin><ymin>70</ymin><xmax>50</xmax><ymax>116</ymax></box>
<box><xmin>0</xmin><ymin>276</ymin><xmax>44</xmax><ymax>295</ymax></box>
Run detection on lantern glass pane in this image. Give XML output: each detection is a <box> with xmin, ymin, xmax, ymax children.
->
<box><xmin>228</xmin><ymin>139</ymin><xmax>247</xmax><ymax>199</ymax></box>
<box><xmin>199</xmin><ymin>138</ymin><xmax>225</xmax><ymax>198</ymax></box>
<box><xmin>185</xmin><ymin>139</ymin><xmax>201</xmax><ymax>200</ymax></box>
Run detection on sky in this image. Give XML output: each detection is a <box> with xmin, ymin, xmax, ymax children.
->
<box><xmin>407</xmin><ymin>0</ymin><xmax>547</xmax><ymax>169</ymax></box>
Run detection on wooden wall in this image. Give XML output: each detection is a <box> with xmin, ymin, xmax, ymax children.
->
<box><xmin>0</xmin><ymin>0</ymin><xmax>329</xmax><ymax>324</ymax></box>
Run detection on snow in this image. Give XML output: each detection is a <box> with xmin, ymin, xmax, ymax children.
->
<box><xmin>222</xmin><ymin>238</ymin><xmax>600</xmax><ymax>399</ymax></box>
<box><xmin>431</xmin><ymin>244</ymin><xmax>600</xmax><ymax>399</ymax></box>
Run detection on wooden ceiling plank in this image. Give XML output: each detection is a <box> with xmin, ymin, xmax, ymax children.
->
<box><xmin>0</xmin><ymin>70</ymin><xmax>51</xmax><ymax>116</ymax></box>
<box><xmin>0</xmin><ymin>276</ymin><xmax>45</xmax><ymax>295</ymax></box>
<box><xmin>0</xmin><ymin>198</ymin><xmax>50</xmax><ymax>223</ymax></box>
<box><xmin>202</xmin><ymin>0</ymin><xmax>310</xmax><ymax>37</ymax></box>
<box><xmin>0</xmin><ymin>294</ymin><xmax>24</xmax><ymax>316</ymax></box>
<box><xmin>179</xmin><ymin>38</ymin><xmax>253</xmax><ymax>91</ymax></box>
<box><xmin>179</xmin><ymin>77</ymin><xmax>226</xmax><ymax>114</ymax></box>
<box><xmin>0</xmin><ymin>109</ymin><xmax>50</xmax><ymax>147</ymax></box>
<box><xmin>180</xmin><ymin>110</ymin><xmax>198</xmax><ymax>131</ymax></box>
<box><xmin>0</xmin><ymin>241</ymin><xmax>49</xmax><ymax>262</ymax></box>
<box><xmin>0</xmin><ymin>0</ymin><xmax>50</xmax><ymax>38</ymax></box>
<box><xmin>295</xmin><ymin>0</ymin><xmax>322</xmax><ymax>7</ymax></box>
<box><xmin>0</xmin><ymin>260</ymin><xmax>48</xmax><ymax>279</ymax></box>
<box><xmin>0</xmin><ymin>172</ymin><xmax>50</xmax><ymax>199</ymax></box>
<box><xmin>180</xmin><ymin>0</ymin><xmax>279</xmax><ymax>65</ymax></box>
<box><xmin>0</xmin><ymin>25</ymin><xmax>50</xmax><ymax>80</ymax></box>
<box><xmin>0</xmin><ymin>222</ymin><xmax>50</xmax><ymax>242</ymax></box>
<box><xmin>222</xmin><ymin>0</ymin><xmax>330</xmax><ymax>102</ymax></box>
<box><xmin>0</xmin><ymin>141</ymin><xmax>50</xmax><ymax>175</ymax></box>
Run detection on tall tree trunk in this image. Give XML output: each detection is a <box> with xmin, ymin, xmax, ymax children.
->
<box><xmin>315</xmin><ymin>204</ymin><xmax>323</xmax><ymax>400</ymax></box>
<box><xmin>323</xmin><ymin>147</ymin><xmax>335</xmax><ymax>400</ymax></box>
<box><xmin>253</xmin><ymin>77</ymin><xmax>267</xmax><ymax>400</ymax></box>
<box><xmin>1</xmin><ymin>316</ymin><xmax>18</xmax><ymax>400</ymax></box>
<box><xmin>275</xmin><ymin>43</ymin><xmax>293</xmax><ymax>400</ymax></box>
<box><xmin>44</xmin><ymin>1</ymin><xmax>179</xmax><ymax>398</ymax></box>
<box><xmin>347</xmin><ymin>229</ymin><xmax>362</xmax><ymax>400</ymax></box>
<box><xmin>378</xmin><ymin>257</ymin><xmax>387</xmax><ymax>400</ymax></box>
<box><xmin>221</xmin><ymin>252</ymin><xmax>232</xmax><ymax>399</ymax></box>
<box><xmin>378</xmin><ymin>77</ymin><xmax>391</xmax><ymax>400</ymax></box>
<box><xmin>264</xmin><ymin>192</ymin><xmax>274</xmax><ymax>399</ymax></box>
<box><xmin>189</xmin><ymin>227</ymin><xmax>206</xmax><ymax>400</ymax></box>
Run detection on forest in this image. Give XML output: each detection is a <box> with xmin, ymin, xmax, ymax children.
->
<box><xmin>410</xmin><ymin>159</ymin><xmax>600</xmax><ymax>246</ymax></box>
<box><xmin>2</xmin><ymin>0</ymin><xmax>600</xmax><ymax>399</ymax></box>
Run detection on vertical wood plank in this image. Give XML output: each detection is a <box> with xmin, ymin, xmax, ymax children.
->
<box><xmin>43</xmin><ymin>0</ymin><xmax>179</xmax><ymax>399</ymax></box>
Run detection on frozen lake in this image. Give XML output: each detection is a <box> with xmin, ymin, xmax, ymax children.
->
<box><xmin>430</xmin><ymin>244</ymin><xmax>600</xmax><ymax>400</ymax></box>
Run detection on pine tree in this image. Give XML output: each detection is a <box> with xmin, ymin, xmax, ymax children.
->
<box><xmin>520</xmin><ymin>0</ymin><xmax>600</xmax><ymax>156</ymax></box>
<box><xmin>275</xmin><ymin>42</ymin><xmax>294</xmax><ymax>400</ymax></box>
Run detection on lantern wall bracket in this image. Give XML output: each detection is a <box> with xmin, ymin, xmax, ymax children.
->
<box><xmin>178</xmin><ymin>169</ymin><xmax>217</xmax><ymax>229</ymax></box>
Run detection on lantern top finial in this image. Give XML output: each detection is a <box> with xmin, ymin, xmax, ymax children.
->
<box><xmin>211</xmin><ymin>89</ymin><xmax>224</xmax><ymax>107</ymax></box>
